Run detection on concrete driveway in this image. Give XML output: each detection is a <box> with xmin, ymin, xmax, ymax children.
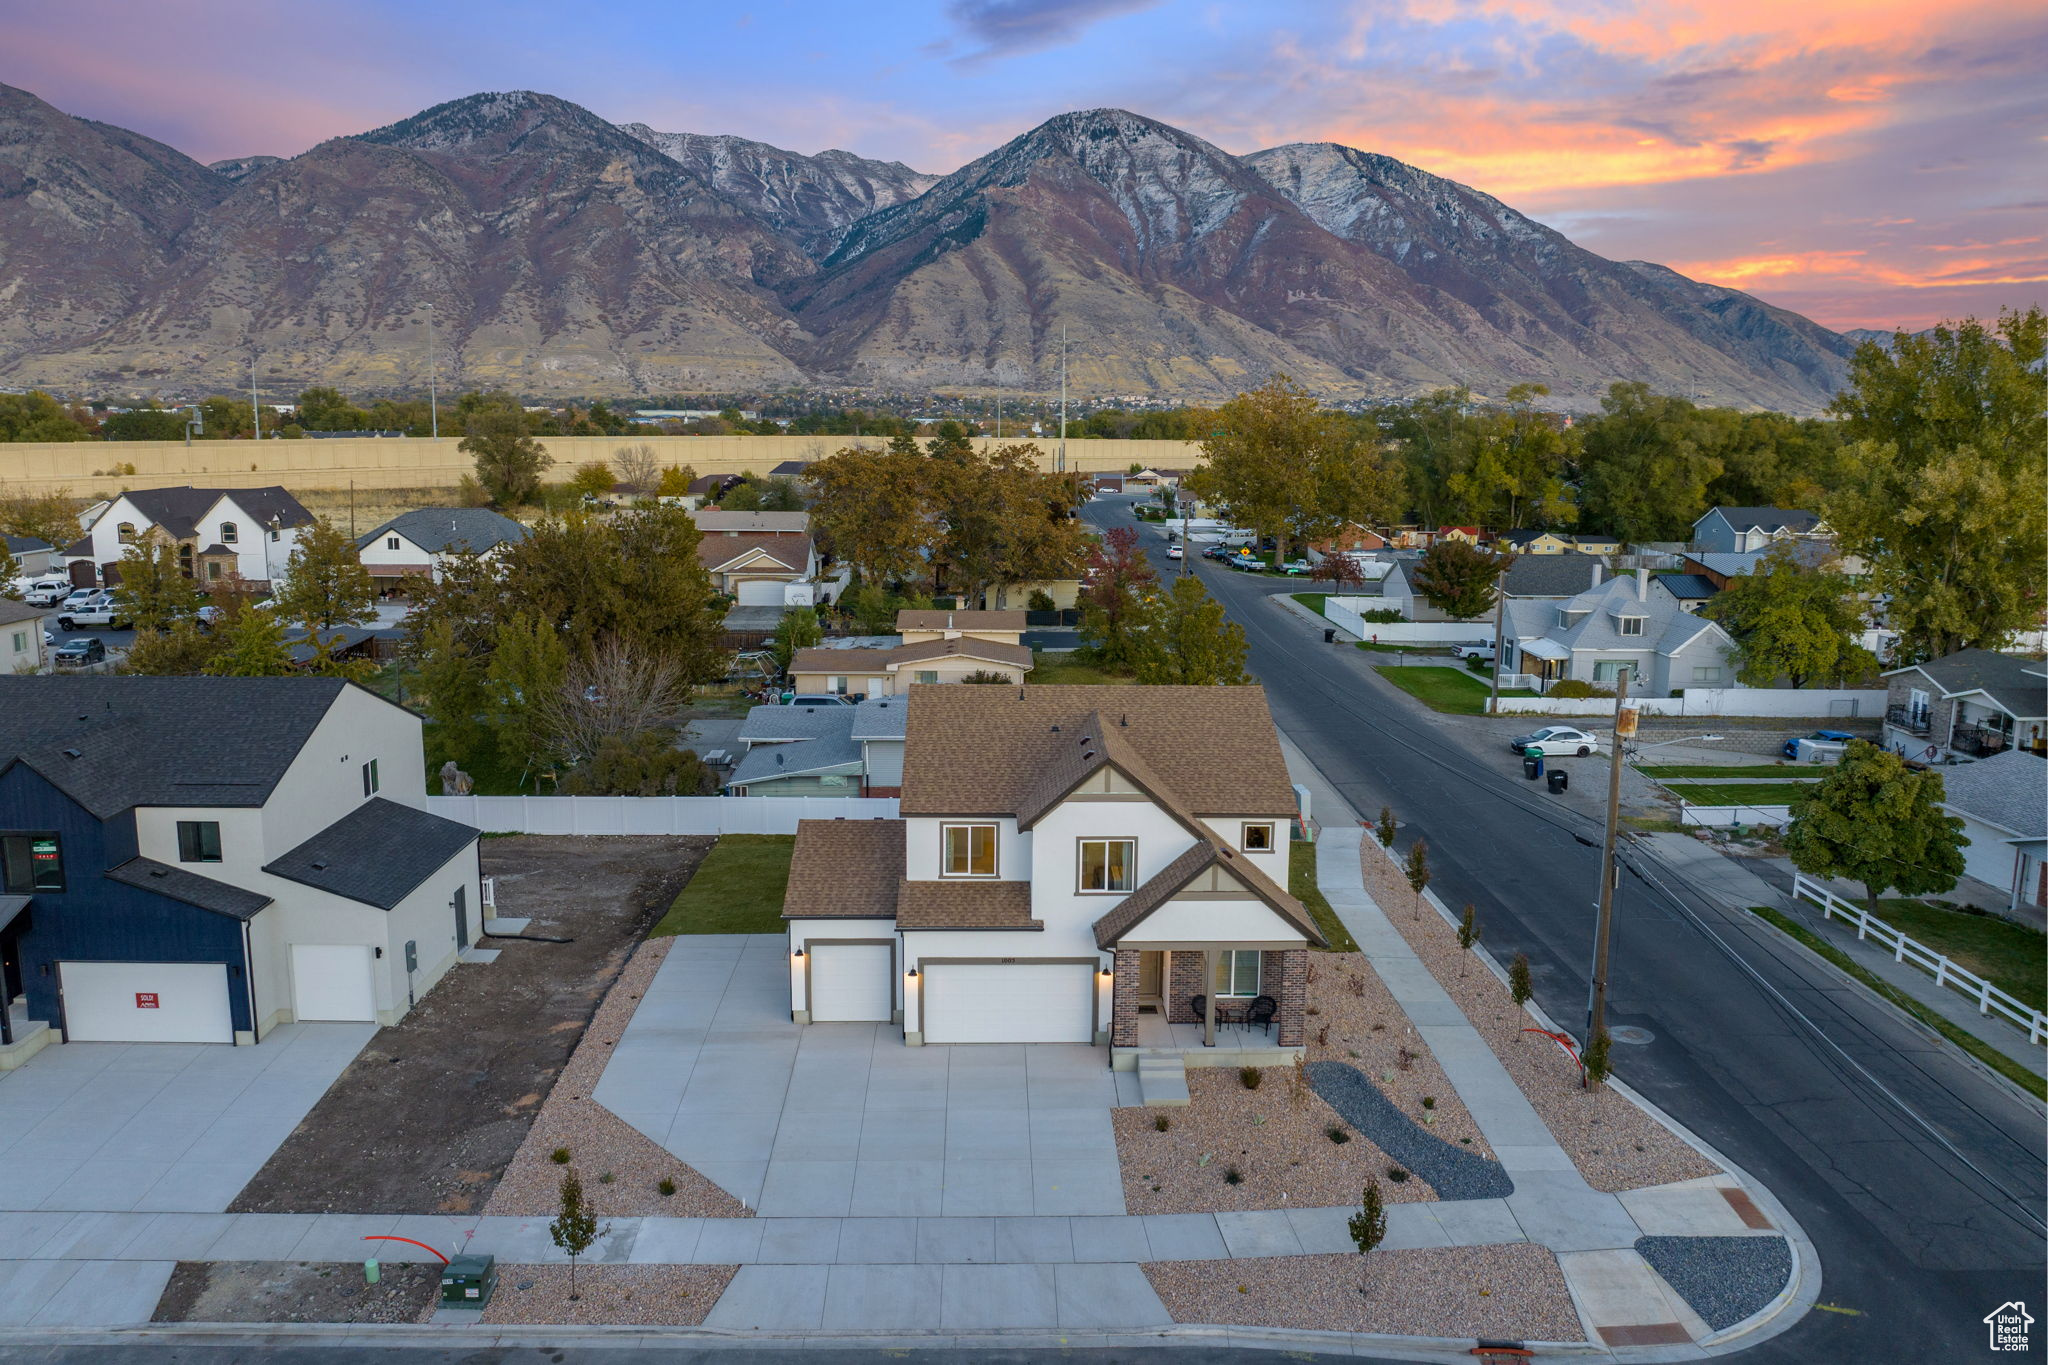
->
<box><xmin>0</xmin><ymin>1022</ymin><xmax>375</xmax><ymax>1215</ymax></box>
<box><xmin>594</xmin><ymin>936</ymin><xmax>1134</xmax><ymax>1218</ymax></box>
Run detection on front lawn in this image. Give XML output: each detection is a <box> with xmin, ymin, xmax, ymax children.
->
<box><xmin>652</xmin><ymin>834</ymin><xmax>796</xmax><ymax>936</ymax></box>
<box><xmin>1636</xmin><ymin>763</ymin><xmax>1797</xmax><ymax>779</ymax></box>
<box><xmin>1370</xmin><ymin>665</ymin><xmax>1532</xmax><ymax>714</ymax></box>
<box><xmin>1290</xmin><ymin>592</ymin><xmax>1328</xmax><ymax>617</ymax></box>
<box><xmin>1291</xmin><ymin>841</ymin><xmax>1358</xmax><ymax>952</ymax></box>
<box><xmin>1875</xmin><ymin>899</ymin><xmax>2047</xmax><ymax>1012</ymax></box>
<box><xmin>1664</xmin><ymin>781</ymin><xmax>1813</xmax><ymax>806</ymax></box>
<box><xmin>1030</xmin><ymin>651</ymin><xmax>1136</xmax><ymax>685</ymax></box>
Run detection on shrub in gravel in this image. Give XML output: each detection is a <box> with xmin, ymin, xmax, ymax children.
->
<box><xmin>550</xmin><ymin>1148</ymin><xmax>571</xmax><ymax>1164</ymax></box>
<box><xmin>1153</xmin><ymin>1113</ymin><xmax>1172</xmax><ymax>1132</ymax></box>
<box><xmin>1386</xmin><ymin>1166</ymin><xmax>1410</xmax><ymax>1183</ymax></box>
<box><xmin>1239</xmin><ymin>1066</ymin><xmax>1262</xmax><ymax>1090</ymax></box>
<box><xmin>1224</xmin><ymin>1166</ymin><xmax>1243</xmax><ymax>1185</ymax></box>
<box><xmin>657</xmin><ymin>1178</ymin><xmax>676</xmax><ymax>1197</ymax></box>
<box><xmin>1327</xmin><ymin>1126</ymin><xmax>1351</xmax><ymax>1144</ymax></box>
<box><xmin>1421</xmin><ymin>1096</ymin><xmax>1436</xmax><ymax>1110</ymax></box>
<box><xmin>597</xmin><ymin>1172</ymin><xmax>614</xmax><ymax>1184</ymax></box>
<box><xmin>1377</xmin><ymin>806</ymin><xmax>1396</xmax><ymax>847</ymax></box>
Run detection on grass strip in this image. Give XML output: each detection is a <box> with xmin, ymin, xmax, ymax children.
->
<box><xmin>1290</xmin><ymin>592</ymin><xmax>1328</xmax><ymax>616</ymax></box>
<box><xmin>1029</xmin><ymin>651</ymin><xmax>1137</xmax><ymax>685</ymax></box>
<box><xmin>1371</xmin><ymin>664</ymin><xmax>1492</xmax><ymax>715</ymax></box>
<box><xmin>1747</xmin><ymin>906</ymin><xmax>2045</xmax><ymax>1101</ymax></box>
<box><xmin>652</xmin><ymin>834</ymin><xmax>796</xmax><ymax>935</ymax></box>
<box><xmin>1635</xmin><ymin>764</ymin><xmax>1802</xmax><ymax>779</ymax></box>
<box><xmin>1292</xmin><ymin>841</ymin><xmax>1359</xmax><ymax>952</ymax></box>
<box><xmin>1873</xmin><ymin>898</ymin><xmax>2046</xmax><ymax>1013</ymax></box>
<box><xmin>1664</xmin><ymin>781</ymin><xmax>1813</xmax><ymax>806</ymax></box>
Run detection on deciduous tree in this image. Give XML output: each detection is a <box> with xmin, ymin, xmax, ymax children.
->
<box><xmin>1703</xmin><ymin>544</ymin><xmax>1874</xmax><ymax>687</ymax></box>
<box><xmin>1127</xmin><ymin>576</ymin><xmax>1250</xmax><ymax>685</ymax></box>
<box><xmin>114</xmin><ymin>539</ymin><xmax>202</xmax><ymax>631</ymax></box>
<box><xmin>462</xmin><ymin>407</ymin><xmax>553</xmax><ymax>505</ymax></box>
<box><xmin>0</xmin><ymin>488</ymin><xmax>84</xmax><ymax>549</ymax></box>
<box><xmin>272</xmin><ymin>517</ymin><xmax>375</xmax><ymax>630</ymax></box>
<box><xmin>202</xmin><ymin>608</ymin><xmax>294</xmax><ymax>676</ymax></box>
<box><xmin>1410</xmin><ymin>540</ymin><xmax>1509</xmax><ymax>620</ymax></box>
<box><xmin>486</xmin><ymin>612</ymin><xmax>570</xmax><ymax>773</ymax></box>
<box><xmin>1577</xmin><ymin>383</ymin><xmax>1721</xmax><ymax>542</ymax></box>
<box><xmin>1784</xmin><ymin>740</ymin><xmax>1967</xmax><ymax>917</ymax></box>
<box><xmin>1077</xmin><ymin>526</ymin><xmax>1156</xmax><ymax>668</ymax></box>
<box><xmin>769</xmin><ymin>606</ymin><xmax>822</xmax><ymax>672</ymax></box>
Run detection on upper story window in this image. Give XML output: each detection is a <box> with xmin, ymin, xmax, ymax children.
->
<box><xmin>362</xmin><ymin>758</ymin><xmax>380</xmax><ymax>797</ymax></box>
<box><xmin>220</xmin><ymin>522</ymin><xmax>238</xmax><ymax>544</ymax></box>
<box><xmin>1</xmin><ymin>833</ymin><xmax>64</xmax><ymax>893</ymax></box>
<box><xmin>1241</xmin><ymin>823</ymin><xmax>1275</xmax><ymax>852</ymax></box>
<box><xmin>270</xmin><ymin>528</ymin><xmax>281</xmax><ymax>542</ymax></box>
<box><xmin>116</xmin><ymin>522</ymin><xmax>136</xmax><ymax>544</ymax></box>
<box><xmin>1616</xmin><ymin>615</ymin><xmax>1644</xmax><ymax>637</ymax></box>
<box><xmin>941</xmin><ymin>823</ymin><xmax>997</xmax><ymax>877</ymax></box>
<box><xmin>177</xmin><ymin>820</ymin><xmax>222</xmax><ymax>863</ymax></box>
<box><xmin>1077</xmin><ymin>838</ymin><xmax>1136</xmax><ymax>893</ymax></box>
<box><xmin>387</xmin><ymin>536</ymin><xmax>401</xmax><ymax>550</ymax></box>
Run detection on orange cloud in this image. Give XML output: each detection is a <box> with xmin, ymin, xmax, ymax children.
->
<box><xmin>1672</xmin><ymin>249</ymin><xmax>2048</xmax><ymax>291</ymax></box>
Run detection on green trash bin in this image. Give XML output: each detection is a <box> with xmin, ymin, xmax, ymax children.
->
<box><xmin>440</xmin><ymin>1253</ymin><xmax>497</xmax><ymax>1309</ymax></box>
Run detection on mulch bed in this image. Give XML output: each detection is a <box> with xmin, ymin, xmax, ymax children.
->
<box><xmin>485</xmin><ymin>937</ymin><xmax>748</xmax><ymax>1219</ymax></box>
<box><xmin>229</xmin><ymin>836</ymin><xmax>713</xmax><ymax>1215</ymax></box>
<box><xmin>1355</xmin><ymin>831</ymin><xmax>1720</xmax><ymax>1192</ymax></box>
<box><xmin>1144</xmin><ymin>1243</ymin><xmax>1585</xmax><ymax>1340</ymax></box>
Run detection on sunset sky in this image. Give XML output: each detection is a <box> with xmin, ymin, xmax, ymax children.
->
<box><xmin>8</xmin><ymin>0</ymin><xmax>2042</xmax><ymax>330</ymax></box>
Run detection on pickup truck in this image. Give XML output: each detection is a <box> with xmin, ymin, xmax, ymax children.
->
<box><xmin>1456</xmin><ymin>641</ymin><xmax>1497</xmax><ymax>662</ymax></box>
<box><xmin>56</xmin><ymin>601</ymin><xmax>130</xmax><ymax>631</ymax></box>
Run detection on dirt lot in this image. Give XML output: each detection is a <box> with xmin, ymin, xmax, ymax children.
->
<box><xmin>153</xmin><ymin>1261</ymin><xmax>441</xmax><ymax>1324</ymax></box>
<box><xmin>228</xmin><ymin>836</ymin><xmax>711</xmax><ymax>1216</ymax></box>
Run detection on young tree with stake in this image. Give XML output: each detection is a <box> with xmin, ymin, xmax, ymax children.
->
<box><xmin>1457</xmin><ymin>904</ymin><xmax>1480</xmax><ymax>974</ymax></box>
<box><xmin>550</xmin><ymin>1166</ymin><xmax>598</xmax><ymax>1301</ymax></box>
<box><xmin>1403</xmin><ymin>840</ymin><xmax>1431</xmax><ymax>921</ymax></box>
<box><xmin>1377</xmin><ymin>806</ymin><xmax>1396</xmax><ymax>847</ymax></box>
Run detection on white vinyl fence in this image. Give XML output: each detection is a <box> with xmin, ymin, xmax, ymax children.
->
<box><xmin>429</xmin><ymin>795</ymin><xmax>900</xmax><ymax>835</ymax></box>
<box><xmin>1323</xmin><ymin>598</ymin><xmax>1488</xmax><ymax>644</ymax></box>
<box><xmin>1494</xmin><ymin>688</ymin><xmax>1883</xmax><ymax>718</ymax></box>
<box><xmin>1792</xmin><ymin>874</ymin><xmax>2047</xmax><ymax>1045</ymax></box>
<box><xmin>1679</xmin><ymin>803</ymin><xmax>1793</xmax><ymax>828</ymax></box>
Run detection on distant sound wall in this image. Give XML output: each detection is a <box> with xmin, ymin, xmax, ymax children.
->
<box><xmin>0</xmin><ymin>435</ymin><xmax>1207</xmax><ymax>497</ymax></box>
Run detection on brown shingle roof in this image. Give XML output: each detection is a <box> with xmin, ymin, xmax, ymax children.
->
<box><xmin>698</xmin><ymin>533</ymin><xmax>809</xmax><ymax>573</ymax></box>
<box><xmin>1090</xmin><ymin>840</ymin><xmax>1323</xmax><ymax>948</ymax></box>
<box><xmin>1011</xmin><ymin>711</ymin><xmax>1206</xmax><ymax>838</ymax></box>
<box><xmin>896</xmin><ymin>879</ymin><xmax>1040</xmax><ymax>930</ymax></box>
<box><xmin>896</xmin><ymin>609</ymin><xmax>1027</xmax><ymax>633</ymax></box>
<box><xmin>901</xmin><ymin>686</ymin><xmax>1297</xmax><ymax>818</ymax></box>
<box><xmin>782</xmin><ymin>819</ymin><xmax>905</xmax><ymax>918</ymax></box>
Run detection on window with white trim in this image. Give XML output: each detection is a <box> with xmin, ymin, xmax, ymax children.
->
<box><xmin>1242</xmin><ymin>822</ymin><xmax>1275</xmax><ymax>852</ymax></box>
<box><xmin>1077</xmin><ymin>838</ymin><xmax>1136</xmax><ymax>892</ymax></box>
<box><xmin>941</xmin><ymin>823</ymin><xmax>997</xmax><ymax>877</ymax></box>
<box><xmin>221</xmin><ymin>522</ymin><xmax>238</xmax><ymax>544</ymax></box>
<box><xmin>914</xmin><ymin>670</ymin><xmax>939</xmax><ymax>684</ymax></box>
<box><xmin>1214</xmin><ymin>950</ymin><xmax>1261</xmax><ymax>997</ymax></box>
<box><xmin>1691</xmin><ymin>666</ymin><xmax>1722</xmax><ymax>683</ymax></box>
<box><xmin>387</xmin><ymin>536</ymin><xmax>401</xmax><ymax>550</ymax></box>
<box><xmin>1616</xmin><ymin>615</ymin><xmax>1644</xmax><ymax>636</ymax></box>
<box><xmin>1593</xmin><ymin>660</ymin><xmax>1626</xmax><ymax>683</ymax></box>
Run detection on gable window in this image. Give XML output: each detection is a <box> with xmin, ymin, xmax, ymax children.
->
<box><xmin>270</xmin><ymin>528</ymin><xmax>280</xmax><ymax>542</ymax></box>
<box><xmin>9</xmin><ymin>630</ymin><xmax>26</xmax><ymax>654</ymax></box>
<box><xmin>177</xmin><ymin>821</ymin><xmax>222</xmax><ymax>863</ymax></box>
<box><xmin>362</xmin><ymin>758</ymin><xmax>379</xmax><ymax>797</ymax></box>
<box><xmin>221</xmin><ymin>522</ymin><xmax>238</xmax><ymax>544</ymax></box>
<box><xmin>914</xmin><ymin>670</ymin><xmax>939</xmax><ymax>685</ymax></box>
<box><xmin>1616</xmin><ymin>615</ymin><xmax>1644</xmax><ymax>636</ymax></box>
<box><xmin>1077</xmin><ymin>838</ymin><xmax>1136</xmax><ymax>893</ymax></box>
<box><xmin>1242</xmin><ymin>822</ymin><xmax>1275</xmax><ymax>852</ymax></box>
<box><xmin>1214</xmin><ymin>950</ymin><xmax>1261</xmax><ymax>998</ymax></box>
<box><xmin>941</xmin><ymin>823</ymin><xmax>997</xmax><ymax>877</ymax></box>
<box><xmin>117</xmin><ymin>522</ymin><xmax>136</xmax><ymax>544</ymax></box>
<box><xmin>387</xmin><ymin>536</ymin><xmax>401</xmax><ymax>550</ymax></box>
<box><xmin>1</xmin><ymin>833</ymin><xmax>64</xmax><ymax>893</ymax></box>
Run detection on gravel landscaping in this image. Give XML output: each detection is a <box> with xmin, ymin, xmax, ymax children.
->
<box><xmin>476</xmin><ymin>1263</ymin><xmax>737</xmax><ymax>1326</ymax></box>
<box><xmin>485</xmin><ymin>937</ymin><xmax>748</xmax><ymax>1220</ymax></box>
<box><xmin>154</xmin><ymin>1261</ymin><xmax>440</xmax><ymax>1323</ymax></box>
<box><xmin>1357</xmin><ymin>832</ymin><xmax>1721</xmax><ymax>1192</ymax></box>
<box><xmin>1637</xmin><ymin>1235</ymin><xmax>1793</xmax><ymax>1331</ymax></box>
<box><xmin>1112</xmin><ymin>950</ymin><xmax>1491</xmax><ymax>1214</ymax></box>
<box><xmin>1307</xmin><ymin>1063</ymin><xmax>1512</xmax><ymax>1200</ymax></box>
<box><xmin>1145</xmin><ymin>1243</ymin><xmax>1585</xmax><ymax>1341</ymax></box>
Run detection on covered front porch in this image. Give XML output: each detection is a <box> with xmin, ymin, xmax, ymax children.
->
<box><xmin>1106</xmin><ymin>944</ymin><xmax>1306</xmax><ymax>1071</ymax></box>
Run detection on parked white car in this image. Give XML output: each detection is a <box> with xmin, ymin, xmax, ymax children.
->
<box><xmin>1509</xmin><ymin>726</ymin><xmax>1601</xmax><ymax>757</ymax></box>
<box><xmin>1457</xmin><ymin>641</ymin><xmax>1496</xmax><ymax>662</ymax></box>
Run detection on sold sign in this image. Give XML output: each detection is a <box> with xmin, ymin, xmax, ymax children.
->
<box><xmin>135</xmin><ymin>993</ymin><xmax>159</xmax><ymax>1009</ymax></box>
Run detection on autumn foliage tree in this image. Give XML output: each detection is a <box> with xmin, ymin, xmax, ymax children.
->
<box><xmin>1411</xmin><ymin>540</ymin><xmax>1510</xmax><ymax>620</ymax></box>
<box><xmin>1077</xmin><ymin>526</ymin><xmax>1157</xmax><ymax>668</ymax></box>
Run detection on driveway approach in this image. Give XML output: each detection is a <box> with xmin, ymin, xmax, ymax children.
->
<box><xmin>593</xmin><ymin>935</ymin><xmax>1134</xmax><ymax>1218</ymax></box>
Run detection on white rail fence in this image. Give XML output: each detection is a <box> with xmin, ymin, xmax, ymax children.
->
<box><xmin>1791</xmin><ymin>873</ymin><xmax>2047</xmax><ymax>1046</ymax></box>
<box><xmin>1493</xmin><ymin>688</ymin><xmax>1884</xmax><ymax>718</ymax></box>
<box><xmin>1679</xmin><ymin>803</ymin><xmax>1793</xmax><ymax>828</ymax></box>
<box><xmin>428</xmin><ymin>794</ymin><xmax>900</xmax><ymax>835</ymax></box>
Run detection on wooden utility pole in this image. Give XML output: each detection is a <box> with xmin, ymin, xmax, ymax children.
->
<box><xmin>1487</xmin><ymin>587</ymin><xmax>1506</xmax><ymax>714</ymax></box>
<box><xmin>1585</xmin><ymin>665</ymin><xmax>1635</xmax><ymax>1042</ymax></box>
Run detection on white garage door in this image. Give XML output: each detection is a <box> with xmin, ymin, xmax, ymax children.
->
<box><xmin>736</xmin><ymin>578</ymin><xmax>789</xmax><ymax>606</ymax></box>
<box><xmin>291</xmin><ymin>943</ymin><xmax>378</xmax><ymax>1022</ymax></box>
<box><xmin>59</xmin><ymin>962</ymin><xmax>232</xmax><ymax>1043</ymax></box>
<box><xmin>809</xmin><ymin>943</ymin><xmax>893</xmax><ymax>1022</ymax></box>
<box><xmin>923</xmin><ymin>962</ymin><xmax>1096</xmax><ymax>1044</ymax></box>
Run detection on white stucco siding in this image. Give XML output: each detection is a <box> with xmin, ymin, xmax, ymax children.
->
<box><xmin>262</xmin><ymin>686</ymin><xmax>428</xmax><ymax>859</ymax></box>
<box><xmin>902</xmin><ymin>816</ymin><xmax>1025</xmax><ymax>882</ymax></box>
<box><xmin>1119</xmin><ymin>897</ymin><xmax>1306</xmax><ymax>945</ymax></box>
<box><xmin>357</xmin><ymin>530</ymin><xmax>441</xmax><ymax>580</ymax></box>
<box><xmin>378</xmin><ymin>843</ymin><xmax>481</xmax><ymax>1019</ymax></box>
<box><xmin>1027</xmin><ymin>799</ymin><xmax>1199</xmax><ymax>952</ymax></box>
<box><xmin>197</xmin><ymin>496</ymin><xmax>299</xmax><ymax>584</ymax></box>
<box><xmin>785</xmin><ymin>919</ymin><xmax>902</xmax><ymax>1017</ymax></box>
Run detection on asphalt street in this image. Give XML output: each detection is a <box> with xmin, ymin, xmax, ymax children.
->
<box><xmin>0</xmin><ymin>1348</ymin><xmax>1380</xmax><ymax>1365</ymax></box>
<box><xmin>1083</xmin><ymin>494</ymin><xmax>2047</xmax><ymax>1362</ymax></box>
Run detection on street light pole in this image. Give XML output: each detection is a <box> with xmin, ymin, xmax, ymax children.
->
<box><xmin>1585</xmin><ymin>664</ymin><xmax>1635</xmax><ymax>1043</ymax></box>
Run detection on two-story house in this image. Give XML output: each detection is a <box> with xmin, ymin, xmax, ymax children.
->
<box><xmin>1690</xmin><ymin>506</ymin><xmax>1828</xmax><ymax>555</ymax></box>
<box><xmin>67</xmin><ymin>486</ymin><xmax>313</xmax><ymax>589</ymax></box>
<box><xmin>1881</xmin><ymin>649</ymin><xmax>2048</xmax><ymax>761</ymax></box>
<box><xmin>0</xmin><ymin>677</ymin><xmax>481</xmax><ymax>1059</ymax></box>
<box><xmin>355</xmin><ymin>507</ymin><xmax>528</xmax><ymax>589</ymax></box>
<box><xmin>691</xmin><ymin>509</ymin><xmax>826</xmax><ymax>605</ymax></box>
<box><xmin>1501</xmin><ymin>568</ymin><xmax>1735</xmax><ymax>693</ymax></box>
<box><xmin>781</xmin><ymin>685</ymin><xmax>1321</xmax><ymax>1066</ymax></box>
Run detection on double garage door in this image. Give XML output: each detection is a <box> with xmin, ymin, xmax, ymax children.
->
<box><xmin>922</xmin><ymin>962</ymin><xmax>1096</xmax><ymax>1044</ymax></box>
<box><xmin>59</xmin><ymin>962</ymin><xmax>232</xmax><ymax>1043</ymax></box>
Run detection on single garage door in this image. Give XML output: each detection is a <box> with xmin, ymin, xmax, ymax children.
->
<box><xmin>735</xmin><ymin>578</ymin><xmax>788</xmax><ymax>606</ymax></box>
<box><xmin>291</xmin><ymin>943</ymin><xmax>378</xmax><ymax>1022</ymax></box>
<box><xmin>809</xmin><ymin>942</ymin><xmax>893</xmax><ymax>1022</ymax></box>
<box><xmin>922</xmin><ymin>962</ymin><xmax>1096</xmax><ymax>1044</ymax></box>
<box><xmin>59</xmin><ymin>961</ymin><xmax>232</xmax><ymax>1043</ymax></box>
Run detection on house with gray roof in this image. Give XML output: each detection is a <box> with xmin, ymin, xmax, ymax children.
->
<box><xmin>1881</xmin><ymin>649</ymin><xmax>2048</xmax><ymax>761</ymax></box>
<box><xmin>1935</xmin><ymin>751</ymin><xmax>2047</xmax><ymax>912</ymax></box>
<box><xmin>356</xmin><ymin>507</ymin><xmax>528</xmax><ymax>587</ymax></box>
<box><xmin>0</xmin><ymin>677</ymin><xmax>481</xmax><ymax>1059</ymax></box>
<box><xmin>1500</xmin><ymin>555</ymin><xmax>1606</xmax><ymax>600</ymax></box>
<box><xmin>1691</xmin><ymin>506</ymin><xmax>1827</xmax><ymax>555</ymax></box>
<box><xmin>71</xmin><ymin>486</ymin><xmax>314</xmax><ymax>589</ymax></box>
<box><xmin>727</xmin><ymin>697</ymin><xmax>909</xmax><ymax>796</ymax></box>
<box><xmin>1501</xmin><ymin>568</ymin><xmax>1735</xmax><ymax>694</ymax></box>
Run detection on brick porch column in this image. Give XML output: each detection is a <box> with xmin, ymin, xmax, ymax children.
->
<box><xmin>1275</xmin><ymin>949</ymin><xmax>1308</xmax><ymax>1047</ymax></box>
<box><xmin>1168</xmin><ymin>950</ymin><xmax>1206</xmax><ymax>1023</ymax></box>
<box><xmin>1110</xmin><ymin>948</ymin><xmax>1140</xmax><ymax>1047</ymax></box>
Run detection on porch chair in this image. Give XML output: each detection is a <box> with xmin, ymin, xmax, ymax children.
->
<box><xmin>1187</xmin><ymin>995</ymin><xmax>1206</xmax><ymax>1032</ymax></box>
<box><xmin>1246</xmin><ymin>995</ymin><xmax>1278</xmax><ymax>1036</ymax></box>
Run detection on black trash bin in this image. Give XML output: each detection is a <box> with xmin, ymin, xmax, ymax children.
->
<box><xmin>1323</xmin><ymin>628</ymin><xmax>1336</xmax><ymax>644</ymax></box>
<box><xmin>1548</xmin><ymin>769</ymin><xmax>1569</xmax><ymax>794</ymax></box>
<box><xmin>1522</xmin><ymin>754</ymin><xmax>1542</xmax><ymax>781</ymax></box>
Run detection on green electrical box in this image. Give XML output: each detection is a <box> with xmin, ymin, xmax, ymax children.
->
<box><xmin>439</xmin><ymin>1253</ymin><xmax>497</xmax><ymax>1308</ymax></box>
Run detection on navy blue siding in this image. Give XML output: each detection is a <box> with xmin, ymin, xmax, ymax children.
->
<box><xmin>0</xmin><ymin>763</ymin><xmax>252</xmax><ymax>1036</ymax></box>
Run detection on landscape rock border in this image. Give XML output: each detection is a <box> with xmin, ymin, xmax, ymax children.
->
<box><xmin>1305</xmin><ymin>1061</ymin><xmax>1513</xmax><ymax>1200</ymax></box>
<box><xmin>1636</xmin><ymin>1234</ymin><xmax>1793</xmax><ymax>1332</ymax></box>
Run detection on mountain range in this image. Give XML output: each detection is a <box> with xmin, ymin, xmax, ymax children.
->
<box><xmin>0</xmin><ymin>84</ymin><xmax>1857</xmax><ymax>411</ymax></box>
